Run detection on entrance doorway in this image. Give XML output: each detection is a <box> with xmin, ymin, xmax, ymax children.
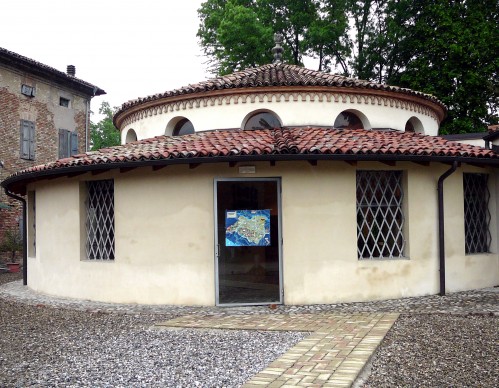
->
<box><xmin>215</xmin><ymin>178</ymin><xmax>282</xmax><ymax>306</ymax></box>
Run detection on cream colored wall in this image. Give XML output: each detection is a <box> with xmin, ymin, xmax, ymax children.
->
<box><xmin>451</xmin><ymin>138</ymin><xmax>486</xmax><ymax>147</ymax></box>
<box><xmin>121</xmin><ymin>95</ymin><xmax>439</xmax><ymax>143</ymax></box>
<box><xmin>27</xmin><ymin>161</ymin><xmax>498</xmax><ymax>305</ymax></box>
<box><xmin>28</xmin><ymin>167</ymin><xmax>216</xmax><ymax>305</ymax></box>
<box><xmin>280</xmin><ymin>162</ymin><xmax>440</xmax><ymax>304</ymax></box>
<box><xmin>443</xmin><ymin>167</ymin><xmax>499</xmax><ymax>292</ymax></box>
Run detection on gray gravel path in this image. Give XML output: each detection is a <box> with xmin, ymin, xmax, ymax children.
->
<box><xmin>1</xmin><ymin>273</ymin><xmax>498</xmax><ymax>387</ymax></box>
<box><xmin>0</xmin><ymin>298</ymin><xmax>305</xmax><ymax>387</ymax></box>
<box><xmin>362</xmin><ymin>314</ymin><xmax>498</xmax><ymax>388</ymax></box>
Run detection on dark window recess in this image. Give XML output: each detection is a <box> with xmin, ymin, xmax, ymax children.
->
<box><xmin>464</xmin><ymin>173</ymin><xmax>491</xmax><ymax>254</ymax></box>
<box><xmin>59</xmin><ymin>97</ymin><xmax>70</xmax><ymax>107</ymax></box>
<box><xmin>59</xmin><ymin>129</ymin><xmax>78</xmax><ymax>158</ymax></box>
<box><xmin>20</xmin><ymin>120</ymin><xmax>35</xmax><ymax>160</ymax></box>
<box><xmin>405</xmin><ymin>120</ymin><xmax>415</xmax><ymax>132</ymax></box>
<box><xmin>334</xmin><ymin>112</ymin><xmax>364</xmax><ymax>130</ymax></box>
<box><xmin>244</xmin><ymin>112</ymin><xmax>281</xmax><ymax>130</ymax></box>
<box><xmin>21</xmin><ymin>84</ymin><xmax>35</xmax><ymax>97</ymax></box>
<box><xmin>173</xmin><ymin>119</ymin><xmax>195</xmax><ymax>136</ymax></box>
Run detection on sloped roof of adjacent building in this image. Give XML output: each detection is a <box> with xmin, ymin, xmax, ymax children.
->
<box><xmin>114</xmin><ymin>63</ymin><xmax>445</xmax><ymax>124</ymax></box>
<box><xmin>0</xmin><ymin>47</ymin><xmax>106</xmax><ymax>96</ymax></box>
<box><xmin>3</xmin><ymin>127</ymin><xmax>497</xmax><ymax>194</ymax></box>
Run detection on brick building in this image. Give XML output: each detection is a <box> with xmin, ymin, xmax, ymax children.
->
<box><xmin>0</xmin><ymin>47</ymin><xmax>105</xmax><ymax>247</ymax></box>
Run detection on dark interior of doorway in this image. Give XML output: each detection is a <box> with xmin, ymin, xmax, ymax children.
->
<box><xmin>217</xmin><ymin>180</ymin><xmax>280</xmax><ymax>305</ymax></box>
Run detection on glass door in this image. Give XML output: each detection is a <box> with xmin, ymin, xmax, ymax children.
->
<box><xmin>215</xmin><ymin>178</ymin><xmax>282</xmax><ymax>306</ymax></box>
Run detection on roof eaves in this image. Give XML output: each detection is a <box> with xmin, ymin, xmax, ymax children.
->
<box><xmin>3</xmin><ymin>153</ymin><xmax>499</xmax><ymax>196</ymax></box>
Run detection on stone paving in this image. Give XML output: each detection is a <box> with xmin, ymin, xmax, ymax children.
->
<box><xmin>157</xmin><ymin>313</ymin><xmax>399</xmax><ymax>387</ymax></box>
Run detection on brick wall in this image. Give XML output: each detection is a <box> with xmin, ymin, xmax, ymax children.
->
<box><xmin>0</xmin><ymin>66</ymin><xmax>90</xmax><ymax>249</ymax></box>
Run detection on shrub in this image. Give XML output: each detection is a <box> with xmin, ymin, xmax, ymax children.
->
<box><xmin>0</xmin><ymin>229</ymin><xmax>23</xmax><ymax>262</ymax></box>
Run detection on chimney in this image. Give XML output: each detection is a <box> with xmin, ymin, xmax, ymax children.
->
<box><xmin>67</xmin><ymin>65</ymin><xmax>76</xmax><ymax>77</ymax></box>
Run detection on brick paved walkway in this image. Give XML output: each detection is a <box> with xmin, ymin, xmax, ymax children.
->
<box><xmin>157</xmin><ymin>312</ymin><xmax>398</xmax><ymax>387</ymax></box>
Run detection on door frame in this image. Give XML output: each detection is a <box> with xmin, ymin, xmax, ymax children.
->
<box><xmin>214</xmin><ymin>177</ymin><xmax>283</xmax><ymax>307</ymax></box>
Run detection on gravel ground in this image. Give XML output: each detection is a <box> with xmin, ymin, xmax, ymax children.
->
<box><xmin>1</xmin><ymin>273</ymin><xmax>498</xmax><ymax>387</ymax></box>
<box><xmin>362</xmin><ymin>314</ymin><xmax>498</xmax><ymax>388</ymax></box>
<box><xmin>0</xmin><ymin>297</ymin><xmax>305</xmax><ymax>387</ymax></box>
<box><xmin>0</xmin><ymin>271</ymin><xmax>22</xmax><ymax>286</ymax></box>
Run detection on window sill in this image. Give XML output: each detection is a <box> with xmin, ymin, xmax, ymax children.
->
<box><xmin>358</xmin><ymin>256</ymin><xmax>410</xmax><ymax>261</ymax></box>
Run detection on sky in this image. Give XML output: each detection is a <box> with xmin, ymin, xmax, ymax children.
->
<box><xmin>1</xmin><ymin>0</ymin><xmax>210</xmax><ymax>121</ymax></box>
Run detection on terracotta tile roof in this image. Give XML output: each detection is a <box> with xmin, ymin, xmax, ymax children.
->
<box><xmin>116</xmin><ymin>63</ymin><xmax>444</xmax><ymax>115</ymax></box>
<box><xmin>0</xmin><ymin>47</ymin><xmax>105</xmax><ymax>96</ymax></box>
<box><xmin>4</xmin><ymin>128</ymin><xmax>497</xmax><ymax>187</ymax></box>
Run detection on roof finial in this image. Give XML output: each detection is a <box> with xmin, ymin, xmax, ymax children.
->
<box><xmin>272</xmin><ymin>32</ymin><xmax>284</xmax><ymax>63</ymax></box>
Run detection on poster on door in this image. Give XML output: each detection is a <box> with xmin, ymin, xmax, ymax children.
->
<box><xmin>225</xmin><ymin>209</ymin><xmax>270</xmax><ymax>246</ymax></box>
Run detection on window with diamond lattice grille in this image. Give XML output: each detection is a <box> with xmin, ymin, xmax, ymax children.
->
<box><xmin>463</xmin><ymin>173</ymin><xmax>490</xmax><ymax>254</ymax></box>
<box><xmin>85</xmin><ymin>180</ymin><xmax>115</xmax><ymax>260</ymax></box>
<box><xmin>356</xmin><ymin>171</ymin><xmax>405</xmax><ymax>259</ymax></box>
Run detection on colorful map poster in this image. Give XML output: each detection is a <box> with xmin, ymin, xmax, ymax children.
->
<box><xmin>225</xmin><ymin>210</ymin><xmax>271</xmax><ymax>247</ymax></box>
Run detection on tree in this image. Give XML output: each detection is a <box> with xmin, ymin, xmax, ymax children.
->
<box><xmin>0</xmin><ymin>229</ymin><xmax>22</xmax><ymax>262</ymax></box>
<box><xmin>217</xmin><ymin>2</ymin><xmax>273</xmax><ymax>74</ymax></box>
<box><xmin>197</xmin><ymin>0</ymin><xmax>498</xmax><ymax>133</ymax></box>
<box><xmin>258</xmin><ymin>0</ymin><xmax>319</xmax><ymax>65</ymax></box>
<box><xmin>387</xmin><ymin>0</ymin><xmax>499</xmax><ymax>133</ymax></box>
<box><xmin>197</xmin><ymin>0</ymin><xmax>324</xmax><ymax>74</ymax></box>
<box><xmin>307</xmin><ymin>0</ymin><xmax>350</xmax><ymax>73</ymax></box>
<box><xmin>90</xmin><ymin>102</ymin><xmax>121</xmax><ymax>150</ymax></box>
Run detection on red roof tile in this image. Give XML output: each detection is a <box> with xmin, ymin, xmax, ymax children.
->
<box><xmin>3</xmin><ymin>128</ymin><xmax>497</xmax><ymax>189</ymax></box>
<box><xmin>115</xmin><ymin>63</ymin><xmax>444</xmax><ymax>117</ymax></box>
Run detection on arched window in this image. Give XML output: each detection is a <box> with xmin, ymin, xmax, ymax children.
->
<box><xmin>125</xmin><ymin>128</ymin><xmax>137</xmax><ymax>143</ymax></box>
<box><xmin>405</xmin><ymin>117</ymin><xmax>424</xmax><ymax>134</ymax></box>
<box><xmin>173</xmin><ymin>118</ymin><xmax>194</xmax><ymax>136</ymax></box>
<box><xmin>334</xmin><ymin>111</ymin><xmax>364</xmax><ymax>130</ymax></box>
<box><xmin>244</xmin><ymin>111</ymin><xmax>281</xmax><ymax>130</ymax></box>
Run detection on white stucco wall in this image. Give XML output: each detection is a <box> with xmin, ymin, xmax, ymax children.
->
<box><xmin>121</xmin><ymin>93</ymin><xmax>440</xmax><ymax>143</ymax></box>
<box><xmin>26</xmin><ymin>161</ymin><xmax>498</xmax><ymax>305</ymax></box>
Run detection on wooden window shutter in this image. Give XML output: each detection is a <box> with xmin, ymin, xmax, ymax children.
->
<box><xmin>20</xmin><ymin>121</ymin><xmax>30</xmax><ymax>159</ymax></box>
<box><xmin>20</xmin><ymin>120</ymin><xmax>35</xmax><ymax>160</ymax></box>
<box><xmin>70</xmin><ymin>131</ymin><xmax>78</xmax><ymax>156</ymax></box>
<box><xmin>58</xmin><ymin>129</ymin><xmax>69</xmax><ymax>159</ymax></box>
<box><xmin>28</xmin><ymin>121</ymin><xmax>35</xmax><ymax>159</ymax></box>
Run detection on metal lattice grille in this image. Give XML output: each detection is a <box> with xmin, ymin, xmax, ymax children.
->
<box><xmin>85</xmin><ymin>180</ymin><xmax>115</xmax><ymax>260</ymax></box>
<box><xmin>464</xmin><ymin>174</ymin><xmax>490</xmax><ymax>254</ymax></box>
<box><xmin>357</xmin><ymin>171</ymin><xmax>405</xmax><ymax>259</ymax></box>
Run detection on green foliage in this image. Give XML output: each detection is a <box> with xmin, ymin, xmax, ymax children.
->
<box><xmin>387</xmin><ymin>0</ymin><xmax>499</xmax><ymax>134</ymax></box>
<box><xmin>90</xmin><ymin>102</ymin><xmax>121</xmax><ymax>151</ymax></box>
<box><xmin>307</xmin><ymin>0</ymin><xmax>350</xmax><ymax>73</ymax></box>
<box><xmin>0</xmin><ymin>229</ymin><xmax>23</xmax><ymax>262</ymax></box>
<box><xmin>217</xmin><ymin>2</ymin><xmax>273</xmax><ymax>74</ymax></box>
<box><xmin>197</xmin><ymin>0</ymin><xmax>498</xmax><ymax>134</ymax></box>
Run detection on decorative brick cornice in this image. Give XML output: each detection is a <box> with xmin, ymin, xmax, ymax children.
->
<box><xmin>116</xmin><ymin>87</ymin><xmax>443</xmax><ymax>130</ymax></box>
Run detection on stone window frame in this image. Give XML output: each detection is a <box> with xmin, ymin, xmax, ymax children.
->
<box><xmin>356</xmin><ymin>170</ymin><xmax>406</xmax><ymax>259</ymax></box>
